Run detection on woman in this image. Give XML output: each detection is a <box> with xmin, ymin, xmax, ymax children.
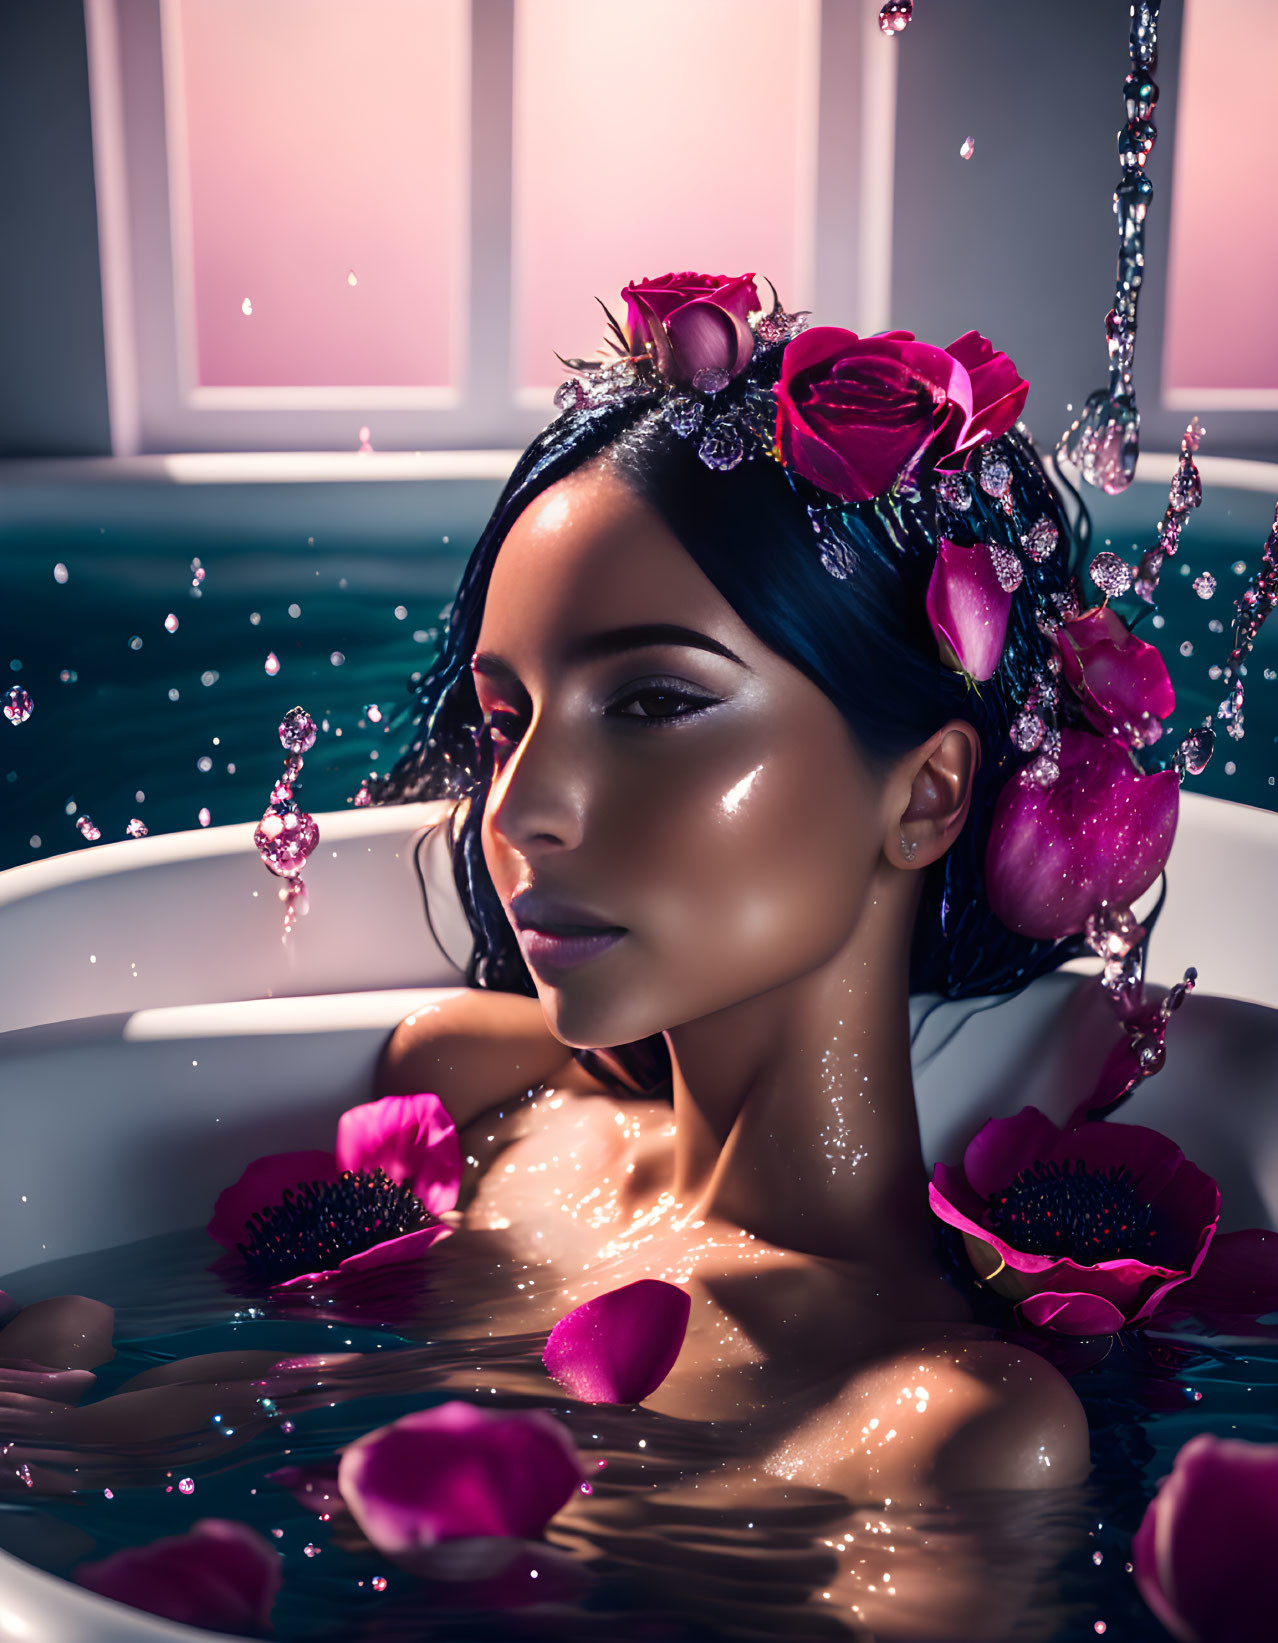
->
<box><xmin>372</xmin><ymin>271</ymin><xmax>1111</xmax><ymax>1504</ymax></box>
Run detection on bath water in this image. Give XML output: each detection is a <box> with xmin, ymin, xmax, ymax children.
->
<box><xmin>3</xmin><ymin>1211</ymin><xmax>1276</xmax><ymax>1642</ymax></box>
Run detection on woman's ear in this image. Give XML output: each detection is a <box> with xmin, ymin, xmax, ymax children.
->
<box><xmin>889</xmin><ymin>721</ymin><xmax>981</xmax><ymax>869</ymax></box>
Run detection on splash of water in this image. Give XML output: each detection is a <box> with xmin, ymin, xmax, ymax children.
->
<box><xmin>878</xmin><ymin>0</ymin><xmax>912</xmax><ymax>36</ymax></box>
<box><xmin>1058</xmin><ymin>3</ymin><xmax>1161</xmax><ymax>494</ymax></box>
<box><xmin>1132</xmin><ymin>419</ymin><xmax>1204</xmax><ymax>603</ymax></box>
<box><xmin>257</xmin><ymin>707</ymin><xmax>320</xmax><ymax>940</ymax></box>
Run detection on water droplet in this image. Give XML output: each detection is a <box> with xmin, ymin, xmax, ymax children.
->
<box><xmin>53</xmin><ymin>562</ymin><xmax>69</xmax><ymax>584</ymax></box>
<box><xmin>1059</xmin><ymin>392</ymin><xmax>1139</xmax><ymax>495</ymax></box>
<box><xmin>959</xmin><ymin>135</ymin><xmax>975</xmax><ymax>160</ymax></box>
<box><xmin>303</xmin><ymin>1543</ymin><xmax>319</xmax><ymax>1558</ymax></box>
<box><xmin>347</xmin><ymin>270</ymin><xmax>358</xmax><ymax>286</ymax></box>
<box><xmin>988</xmin><ymin>544</ymin><xmax>1024</xmax><ymax>592</ymax></box>
<box><xmin>168</xmin><ymin>688</ymin><xmax>180</xmax><ymax>702</ymax></box>
<box><xmin>691</xmin><ymin>366</ymin><xmax>730</xmax><ymax>395</ymax></box>
<box><xmin>242</xmin><ymin>297</ymin><xmax>253</xmax><ymax>316</ymax></box>
<box><xmin>1010</xmin><ymin>710</ymin><xmax>1046</xmax><ymax>752</ymax></box>
<box><xmin>129</xmin><ymin>635</ymin><xmax>143</xmax><ymax>651</ymax></box>
<box><xmin>1179</xmin><ymin>640</ymin><xmax>1194</xmax><ymax>657</ymax></box>
<box><xmin>393</xmin><ymin>605</ymin><xmax>408</xmax><ymax>621</ymax></box>
<box><xmin>103</xmin><ymin>1487</ymin><xmax>114</xmax><ymax>1499</ymax></box>
<box><xmin>1169</xmin><ymin>454</ymin><xmax>1202</xmax><ymax>512</ymax></box>
<box><xmin>936</xmin><ymin>472</ymin><xmax>972</xmax><ymax>512</ymax></box>
<box><xmin>1089</xmin><ymin>551</ymin><xmax>1134</xmax><ymax>598</ymax></box>
<box><xmin>76</xmin><ymin>815</ymin><xmax>101</xmax><ymax>841</ymax></box>
<box><xmin>279</xmin><ymin>706</ymin><xmax>317</xmax><ymax>753</ymax></box>
<box><xmin>264</xmin><ymin>652</ymin><xmax>280</xmax><ymax>676</ymax></box>
<box><xmin>178</xmin><ymin>1477</ymin><xmax>195</xmax><ymax>1495</ymax></box>
<box><xmin>1021</xmin><ymin>517</ymin><xmax>1059</xmax><ymax>563</ymax></box>
<box><xmin>1177</xmin><ymin>726</ymin><xmax>1213</xmax><ymax>776</ymax></box>
<box><xmin>878</xmin><ymin>0</ymin><xmax>912</xmax><ymax>35</ymax></box>
<box><xmin>198</xmin><ymin>808</ymin><xmax>212</xmax><ymax>827</ymax></box>
<box><xmin>249</xmin><ymin>611</ymin><xmax>261</xmax><ymax>626</ymax></box>
<box><xmin>977</xmin><ymin>447</ymin><xmax>1011</xmax><ymax>499</ymax></box>
<box><xmin>255</xmin><ymin>804</ymin><xmax>319</xmax><ymax>877</ymax></box>
<box><xmin>1193</xmin><ymin>572</ymin><xmax>1216</xmax><ymax>599</ymax></box>
<box><xmin>126</xmin><ymin>818</ymin><xmax>148</xmax><ymax>838</ymax></box>
<box><xmin>358</xmin><ymin>426</ymin><xmax>374</xmax><ymax>452</ymax></box>
<box><xmin>371</xmin><ymin>1576</ymin><xmax>388</xmax><ymax>1592</ymax></box>
<box><xmin>365</xmin><ymin>703</ymin><xmax>383</xmax><ymax>723</ymax></box>
<box><xmin>197</xmin><ymin>755</ymin><xmax>213</xmax><ymax>773</ymax></box>
<box><xmin>287</xmin><ymin>603</ymin><xmax>301</xmax><ymax>619</ymax></box>
<box><xmin>164</xmin><ymin>613</ymin><xmax>179</xmax><ymax>634</ymax></box>
<box><xmin>3</xmin><ymin>687</ymin><xmax>34</xmax><ymax>726</ymax></box>
<box><xmin>330</xmin><ymin>651</ymin><xmax>345</xmax><ymax>667</ymax></box>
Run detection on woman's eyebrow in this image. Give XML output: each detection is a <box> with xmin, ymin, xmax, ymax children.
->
<box><xmin>472</xmin><ymin>623</ymin><xmax>750</xmax><ymax>678</ymax></box>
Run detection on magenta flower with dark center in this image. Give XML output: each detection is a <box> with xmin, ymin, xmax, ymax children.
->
<box><xmin>208</xmin><ymin>1093</ymin><xmax>460</xmax><ymax>1289</ymax></box>
<box><xmin>929</xmin><ymin>1105</ymin><xmax>1219</xmax><ymax>1334</ymax></box>
<box><xmin>236</xmin><ymin>1168</ymin><xmax>433</xmax><ymax>1286</ymax></box>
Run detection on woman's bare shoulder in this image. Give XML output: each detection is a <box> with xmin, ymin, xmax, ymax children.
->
<box><xmin>776</xmin><ymin>1335</ymin><xmax>1090</xmax><ymax>1505</ymax></box>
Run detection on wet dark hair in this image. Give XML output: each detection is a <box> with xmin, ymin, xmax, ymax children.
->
<box><xmin>371</xmin><ymin>365</ymin><xmax>1090</xmax><ymax>1096</ymax></box>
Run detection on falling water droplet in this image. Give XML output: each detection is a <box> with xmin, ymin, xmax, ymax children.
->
<box><xmin>1089</xmin><ymin>552</ymin><xmax>1134</xmax><ymax>598</ymax></box>
<box><xmin>878</xmin><ymin>0</ymin><xmax>912</xmax><ymax>35</ymax></box>
<box><xmin>264</xmin><ymin>652</ymin><xmax>280</xmax><ymax>676</ymax></box>
<box><xmin>279</xmin><ymin>706</ymin><xmax>317</xmax><ymax>753</ymax></box>
<box><xmin>164</xmin><ymin>613</ymin><xmax>179</xmax><ymax>633</ymax></box>
<box><xmin>76</xmin><ymin>815</ymin><xmax>101</xmax><ymax>841</ymax></box>
<box><xmin>1193</xmin><ymin>572</ymin><xmax>1216</xmax><ymax>599</ymax></box>
<box><xmin>3</xmin><ymin>686</ymin><xmax>34</xmax><ymax>725</ymax></box>
<box><xmin>358</xmin><ymin>425</ymin><xmax>374</xmax><ymax>453</ymax></box>
<box><xmin>365</xmin><ymin>703</ymin><xmax>383</xmax><ymax>724</ymax></box>
<box><xmin>242</xmin><ymin>297</ymin><xmax>253</xmax><ymax>316</ymax></box>
<box><xmin>347</xmin><ymin>270</ymin><xmax>358</xmax><ymax>286</ymax></box>
<box><xmin>198</xmin><ymin>808</ymin><xmax>211</xmax><ymax>827</ymax></box>
<box><xmin>53</xmin><ymin>562</ymin><xmax>69</xmax><ymax>584</ymax></box>
<box><xmin>126</xmin><ymin>818</ymin><xmax>148</xmax><ymax>838</ymax></box>
<box><xmin>178</xmin><ymin>1477</ymin><xmax>195</xmax><ymax>1495</ymax></box>
<box><xmin>959</xmin><ymin>135</ymin><xmax>975</xmax><ymax>160</ymax></box>
<box><xmin>1176</xmin><ymin>726</ymin><xmax>1213</xmax><ymax>776</ymax></box>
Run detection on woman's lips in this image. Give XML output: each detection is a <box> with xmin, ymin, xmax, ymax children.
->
<box><xmin>517</xmin><ymin>924</ymin><xmax>626</xmax><ymax>975</ymax></box>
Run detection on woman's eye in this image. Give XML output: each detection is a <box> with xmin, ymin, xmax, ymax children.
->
<box><xmin>484</xmin><ymin>711</ymin><xmax>524</xmax><ymax>749</ymax></box>
<box><xmin>609</xmin><ymin>686</ymin><xmax>718</xmax><ymax>725</ymax></box>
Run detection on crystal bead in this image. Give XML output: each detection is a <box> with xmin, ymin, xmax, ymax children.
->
<box><xmin>988</xmin><ymin>544</ymin><xmax>1024</xmax><ymax>593</ymax></box>
<box><xmin>755</xmin><ymin>311</ymin><xmax>795</xmax><ymax>346</ymax></box>
<box><xmin>126</xmin><ymin>818</ymin><xmax>149</xmax><ymax>838</ymax></box>
<box><xmin>692</xmin><ymin>366</ymin><xmax>730</xmax><ymax>396</ymax></box>
<box><xmin>3</xmin><ymin>686</ymin><xmax>33</xmax><ymax>725</ymax></box>
<box><xmin>1089</xmin><ymin>552</ymin><xmax>1134</xmax><ymax>598</ymax></box>
<box><xmin>936</xmin><ymin>472</ymin><xmax>973</xmax><ymax>512</ymax></box>
<box><xmin>255</xmin><ymin>803</ymin><xmax>319</xmax><ymax>878</ymax></box>
<box><xmin>663</xmin><ymin>396</ymin><xmax>705</xmax><ymax>438</ymax></box>
<box><xmin>1010</xmin><ymin>710</ymin><xmax>1045</xmax><ymax>752</ymax></box>
<box><xmin>978</xmin><ymin>448</ymin><xmax>1012</xmax><ymax>499</ymax></box>
<box><xmin>1192</xmin><ymin>572</ymin><xmax>1216</xmax><ymax>600</ymax></box>
<box><xmin>76</xmin><ymin>815</ymin><xmax>101</xmax><ymax>841</ymax></box>
<box><xmin>278</xmin><ymin>706</ymin><xmax>317</xmax><ymax>754</ymax></box>
<box><xmin>698</xmin><ymin>418</ymin><xmax>745</xmax><ymax>472</ymax></box>
<box><xmin>353</xmin><ymin>782</ymin><xmax>372</xmax><ymax>808</ymax></box>
<box><xmin>553</xmin><ymin>380</ymin><xmax>585</xmax><ymax>413</ymax></box>
<box><xmin>1021</xmin><ymin>517</ymin><xmax>1059</xmax><ymax>563</ymax></box>
<box><xmin>1023</xmin><ymin>752</ymin><xmax>1060</xmax><ymax>788</ymax></box>
<box><xmin>1052</xmin><ymin>587</ymin><xmax>1081</xmax><ymax>620</ymax></box>
<box><xmin>819</xmin><ymin>538</ymin><xmax>857</xmax><ymax>581</ymax></box>
<box><xmin>1042</xmin><ymin>726</ymin><xmax>1062</xmax><ymax>758</ymax></box>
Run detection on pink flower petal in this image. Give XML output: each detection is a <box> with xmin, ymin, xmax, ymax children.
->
<box><xmin>985</xmin><ymin>728</ymin><xmax>1179</xmax><ymax>939</ymax></box>
<box><xmin>1056</xmin><ymin>605</ymin><xmax>1175</xmax><ymax>745</ymax></box>
<box><xmin>74</xmin><ymin>1519</ymin><xmax>282</xmax><ymax>1637</ymax></box>
<box><xmin>337</xmin><ymin>1401</ymin><xmax>583</xmax><ymax>1558</ymax></box>
<box><xmin>1017</xmin><ymin>1290</ymin><xmax>1128</xmax><ymax>1334</ymax></box>
<box><xmin>543</xmin><ymin>1279</ymin><xmax>691</xmax><ymax>1404</ymax></box>
<box><xmin>925</xmin><ymin>539</ymin><xmax>1013</xmax><ymax>680</ymax></box>
<box><xmin>1162</xmin><ymin>1227</ymin><xmax>1278</xmax><ymax>1322</ymax></box>
<box><xmin>271</xmin><ymin>1222</ymin><xmax>453</xmax><ymax>1291</ymax></box>
<box><xmin>1133</xmin><ymin>1434</ymin><xmax>1278</xmax><ymax>1643</ymax></box>
<box><xmin>335</xmin><ymin>1092</ymin><xmax>462</xmax><ymax>1217</ymax></box>
<box><xmin>207</xmin><ymin>1151</ymin><xmax>339</xmax><ymax>1249</ymax></box>
<box><xmin>963</xmin><ymin>1106</ymin><xmax>1062</xmax><ymax>1200</ymax></box>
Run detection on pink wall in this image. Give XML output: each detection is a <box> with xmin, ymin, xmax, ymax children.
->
<box><xmin>173</xmin><ymin>0</ymin><xmax>466</xmax><ymax>391</ymax></box>
<box><xmin>1163</xmin><ymin>0</ymin><xmax>1278</xmax><ymax>399</ymax></box>
<box><xmin>511</xmin><ymin>0</ymin><xmax>819</xmax><ymax>392</ymax></box>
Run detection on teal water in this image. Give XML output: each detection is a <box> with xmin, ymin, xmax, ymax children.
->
<box><xmin>2</xmin><ymin>475</ymin><xmax>1278</xmax><ymax>874</ymax></box>
<box><xmin>1</xmin><ymin>1219</ymin><xmax>1276</xmax><ymax>1641</ymax></box>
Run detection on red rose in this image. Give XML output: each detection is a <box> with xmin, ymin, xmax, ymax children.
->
<box><xmin>621</xmin><ymin>271</ymin><xmax>759</xmax><ymax>386</ymax></box>
<box><xmin>775</xmin><ymin>326</ymin><xmax>1029</xmax><ymax>504</ymax></box>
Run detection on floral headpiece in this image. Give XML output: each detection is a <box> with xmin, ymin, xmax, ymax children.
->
<box><xmin>554</xmin><ymin>268</ymin><xmax>1202</xmax><ymax>1112</ymax></box>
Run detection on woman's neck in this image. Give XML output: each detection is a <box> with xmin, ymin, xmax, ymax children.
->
<box><xmin>663</xmin><ymin>862</ymin><xmax>936</xmax><ymax>1273</ymax></box>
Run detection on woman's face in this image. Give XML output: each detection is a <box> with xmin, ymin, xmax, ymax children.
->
<box><xmin>472</xmin><ymin>461</ymin><xmax>892</xmax><ymax>1050</ymax></box>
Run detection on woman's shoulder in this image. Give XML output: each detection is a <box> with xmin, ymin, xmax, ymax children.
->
<box><xmin>787</xmin><ymin>1333</ymin><xmax>1091</xmax><ymax>1504</ymax></box>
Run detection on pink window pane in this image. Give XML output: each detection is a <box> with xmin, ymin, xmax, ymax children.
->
<box><xmin>513</xmin><ymin>0</ymin><xmax>819</xmax><ymax>393</ymax></box>
<box><xmin>170</xmin><ymin>0</ymin><xmax>466</xmax><ymax>390</ymax></box>
<box><xmin>1164</xmin><ymin>0</ymin><xmax>1278</xmax><ymax>399</ymax></box>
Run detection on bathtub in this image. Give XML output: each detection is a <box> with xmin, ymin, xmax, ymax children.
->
<box><xmin>1</xmin><ymin>789</ymin><xmax>1277</xmax><ymax>1640</ymax></box>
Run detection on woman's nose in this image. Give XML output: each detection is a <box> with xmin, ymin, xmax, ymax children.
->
<box><xmin>486</xmin><ymin>710</ymin><xmax>587</xmax><ymax>854</ymax></box>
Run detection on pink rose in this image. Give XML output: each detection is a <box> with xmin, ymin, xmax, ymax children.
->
<box><xmin>985</xmin><ymin>728</ymin><xmax>1179</xmax><ymax>940</ymax></box>
<box><xmin>933</xmin><ymin>330</ymin><xmax>1030</xmax><ymax>471</ymax></box>
<box><xmin>776</xmin><ymin>326</ymin><xmax>1028</xmax><ymax>503</ymax></box>
<box><xmin>622</xmin><ymin>271</ymin><xmax>759</xmax><ymax>386</ymax></box>
<box><xmin>1055</xmin><ymin>605</ymin><xmax>1176</xmax><ymax>746</ymax></box>
<box><xmin>925</xmin><ymin>539</ymin><xmax>1013</xmax><ymax>681</ymax></box>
